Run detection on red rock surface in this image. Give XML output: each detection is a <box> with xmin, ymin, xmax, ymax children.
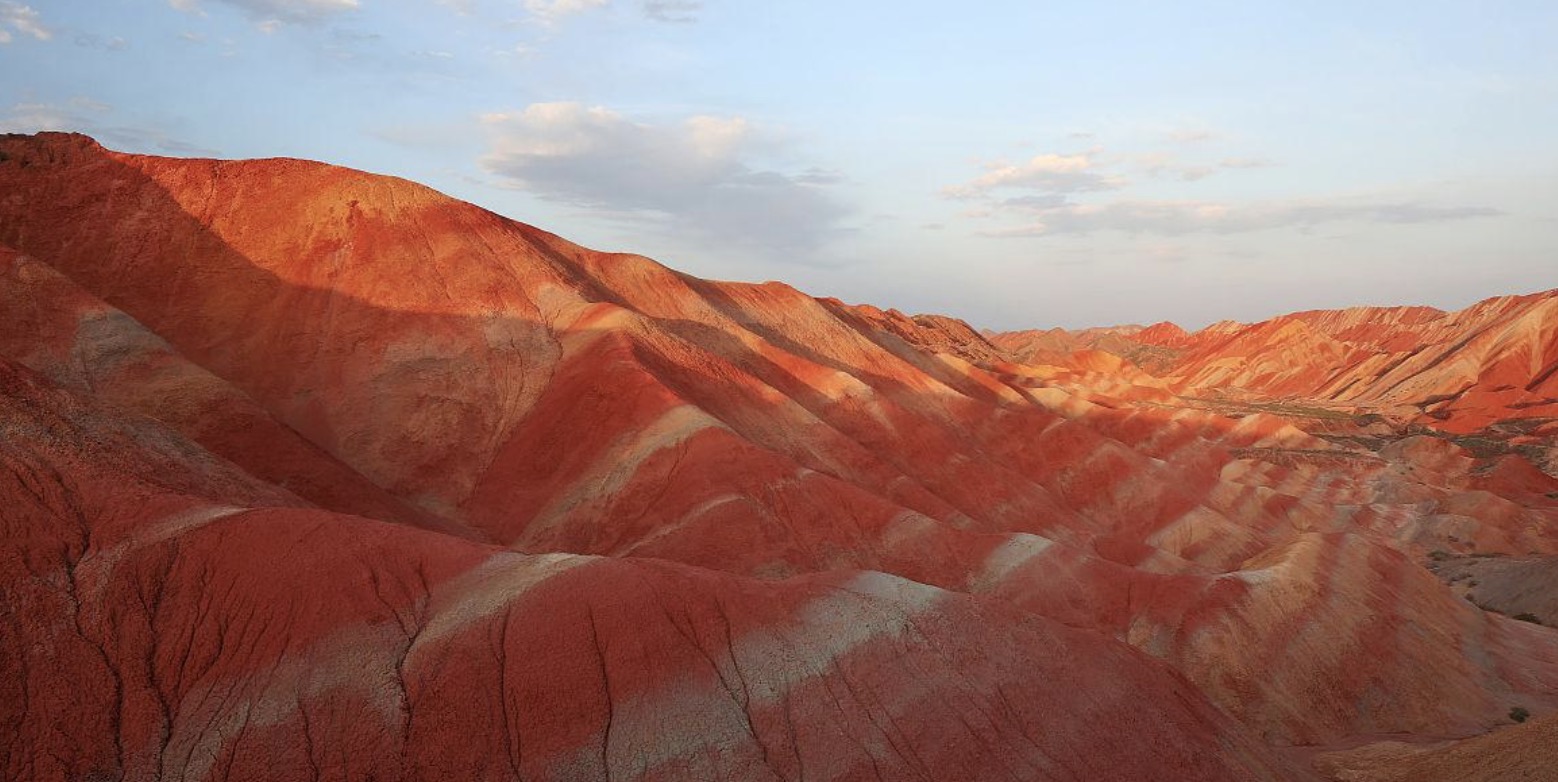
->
<box><xmin>993</xmin><ymin>292</ymin><xmax>1558</xmax><ymax>433</ymax></box>
<box><xmin>3</xmin><ymin>132</ymin><xmax>1557</xmax><ymax>780</ymax></box>
<box><xmin>1310</xmin><ymin>712</ymin><xmax>1558</xmax><ymax>781</ymax></box>
<box><xmin>0</xmin><ymin>357</ymin><xmax>1292</xmax><ymax>781</ymax></box>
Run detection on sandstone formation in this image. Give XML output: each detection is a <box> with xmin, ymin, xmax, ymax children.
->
<box><xmin>2</xmin><ymin>132</ymin><xmax>1556</xmax><ymax>780</ymax></box>
<box><xmin>1311</xmin><ymin>712</ymin><xmax>1558</xmax><ymax>781</ymax></box>
<box><xmin>991</xmin><ymin>295</ymin><xmax>1558</xmax><ymax>434</ymax></box>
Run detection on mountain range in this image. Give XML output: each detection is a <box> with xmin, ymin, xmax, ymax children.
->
<box><xmin>3</xmin><ymin>132</ymin><xmax>1556</xmax><ymax>782</ymax></box>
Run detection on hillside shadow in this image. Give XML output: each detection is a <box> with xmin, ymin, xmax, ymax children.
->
<box><xmin>0</xmin><ymin>134</ymin><xmax>1036</xmax><ymax>549</ymax></box>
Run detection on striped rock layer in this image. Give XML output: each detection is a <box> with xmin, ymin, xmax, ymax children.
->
<box><xmin>2</xmin><ymin>132</ymin><xmax>1557</xmax><ymax>781</ymax></box>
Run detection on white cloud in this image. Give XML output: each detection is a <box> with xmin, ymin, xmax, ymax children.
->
<box><xmin>0</xmin><ymin>2</ymin><xmax>51</xmax><ymax>42</ymax></box>
<box><xmin>480</xmin><ymin>102</ymin><xmax>849</xmax><ymax>257</ymax></box>
<box><xmin>943</xmin><ymin>151</ymin><xmax>1125</xmax><ymax>199</ymax></box>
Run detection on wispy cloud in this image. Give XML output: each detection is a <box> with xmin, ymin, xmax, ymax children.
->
<box><xmin>0</xmin><ymin>98</ymin><xmax>107</xmax><ymax>134</ymax></box>
<box><xmin>73</xmin><ymin>33</ymin><xmax>129</xmax><ymax>51</ymax></box>
<box><xmin>480</xmin><ymin>102</ymin><xmax>848</xmax><ymax>258</ymax></box>
<box><xmin>521</xmin><ymin>0</ymin><xmax>703</xmax><ymax>25</ymax></box>
<box><xmin>1134</xmin><ymin>152</ymin><xmax>1214</xmax><ymax>182</ymax></box>
<box><xmin>0</xmin><ymin>99</ymin><xmax>218</xmax><ymax>156</ymax></box>
<box><xmin>0</xmin><ymin>1</ymin><xmax>50</xmax><ymax>43</ymax></box>
<box><xmin>523</xmin><ymin>0</ymin><xmax>608</xmax><ymax>25</ymax></box>
<box><xmin>948</xmin><ymin>139</ymin><xmax>1496</xmax><ymax>238</ymax></box>
<box><xmin>368</xmin><ymin>120</ymin><xmax>478</xmax><ymax>148</ymax></box>
<box><xmin>1167</xmin><ymin>128</ymin><xmax>1217</xmax><ymax>143</ymax></box>
<box><xmin>1218</xmin><ymin>157</ymin><xmax>1274</xmax><ymax>169</ymax></box>
<box><xmin>942</xmin><ymin>150</ymin><xmax>1125</xmax><ymax>199</ymax></box>
<box><xmin>643</xmin><ymin>0</ymin><xmax>702</xmax><ymax>23</ymax></box>
<box><xmin>984</xmin><ymin>198</ymin><xmax>1502</xmax><ymax>237</ymax></box>
<box><xmin>169</xmin><ymin>0</ymin><xmax>360</xmax><ymax>26</ymax></box>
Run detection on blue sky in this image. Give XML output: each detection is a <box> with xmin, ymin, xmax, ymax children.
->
<box><xmin>2</xmin><ymin>0</ymin><xmax>1555</xmax><ymax>329</ymax></box>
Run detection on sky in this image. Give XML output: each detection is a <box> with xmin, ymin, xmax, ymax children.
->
<box><xmin>2</xmin><ymin>0</ymin><xmax>1555</xmax><ymax>330</ymax></box>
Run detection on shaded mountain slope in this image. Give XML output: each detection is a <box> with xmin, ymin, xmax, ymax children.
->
<box><xmin>0</xmin><ymin>243</ymin><xmax>453</xmax><ymax>534</ymax></box>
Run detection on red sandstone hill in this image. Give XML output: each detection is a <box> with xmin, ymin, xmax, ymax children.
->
<box><xmin>3</xmin><ymin>132</ymin><xmax>1557</xmax><ymax>781</ymax></box>
<box><xmin>991</xmin><ymin>292</ymin><xmax>1558</xmax><ymax>434</ymax></box>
